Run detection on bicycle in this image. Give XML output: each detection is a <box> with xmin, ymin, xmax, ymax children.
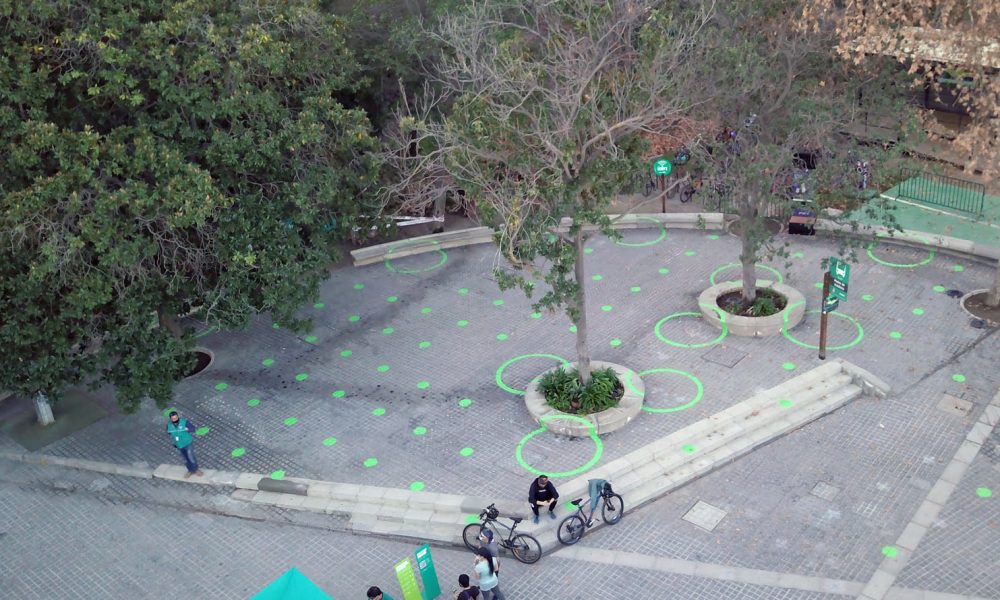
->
<box><xmin>463</xmin><ymin>503</ymin><xmax>543</xmax><ymax>564</ymax></box>
<box><xmin>556</xmin><ymin>481</ymin><xmax>624</xmax><ymax>545</ymax></box>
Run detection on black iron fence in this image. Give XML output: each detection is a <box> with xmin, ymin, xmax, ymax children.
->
<box><xmin>895</xmin><ymin>168</ymin><xmax>985</xmax><ymax>216</ymax></box>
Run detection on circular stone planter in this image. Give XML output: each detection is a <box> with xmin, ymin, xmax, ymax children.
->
<box><xmin>698</xmin><ymin>280</ymin><xmax>805</xmax><ymax>337</ymax></box>
<box><xmin>524</xmin><ymin>361</ymin><xmax>644</xmax><ymax>437</ymax></box>
<box><xmin>960</xmin><ymin>289</ymin><xmax>1000</xmax><ymax>326</ymax></box>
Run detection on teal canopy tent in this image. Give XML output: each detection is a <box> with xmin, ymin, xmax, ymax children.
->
<box><xmin>251</xmin><ymin>567</ymin><xmax>333</xmax><ymax>600</ymax></box>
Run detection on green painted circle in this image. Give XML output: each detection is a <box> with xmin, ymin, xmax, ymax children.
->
<box><xmin>867</xmin><ymin>242</ymin><xmax>934</xmax><ymax>268</ymax></box>
<box><xmin>783</xmin><ymin>362</ymin><xmax>796</xmax><ymax>370</ymax></box>
<box><xmin>331</xmin><ymin>390</ymin><xmax>345</xmax><ymax>398</ymax></box>
<box><xmin>215</xmin><ymin>382</ymin><xmax>229</xmax><ymax>391</ymax></box>
<box><xmin>295</xmin><ymin>373</ymin><xmax>308</xmax><ymax>381</ymax></box>
<box><xmin>782</xmin><ymin>305</ymin><xmax>865</xmax><ymax>351</ymax></box>
<box><xmin>610</xmin><ymin>338</ymin><xmax>622</xmax><ymax>347</ymax></box>
<box><xmin>386</xmin><ymin>295</ymin><xmax>398</xmax><ymax>302</ymax></box>
<box><xmin>779</xmin><ymin>399</ymin><xmax>793</xmax><ymax>408</ymax></box>
<box><xmin>418</xmin><ymin>341</ymin><xmax>431</xmax><ymax>349</ymax></box>
<box><xmin>496</xmin><ymin>333</ymin><xmax>509</xmax><ymax>341</ymax></box>
<box><xmin>195</xmin><ymin>426</ymin><xmax>209</xmax><ymax>436</ymax></box>
<box><xmin>601</xmin><ymin>305</ymin><xmax>612</xmax><ymax>312</ymax></box>
<box><xmin>457</xmin><ymin>287</ymin><xmax>469</xmax><ymax>295</ymax></box>
<box><xmin>630</xmin><ymin>286</ymin><xmax>641</xmax><ymax>292</ymax></box>
<box><xmin>231</xmin><ymin>447</ymin><xmax>246</xmax><ymax>457</ymax></box>
<box><xmin>457</xmin><ymin>320</ymin><xmax>469</xmax><ymax>327</ymax></box>
<box><xmin>363</xmin><ymin>458</ymin><xmax>378</xmax><ymax>468</ymax></box>
<box><xmin>283</xmin><ymin>417</ymin><xmax>298</xmax><ymax>426</ymax></box>
<box><xmin>270</xmin><ymin>470</ymin><xmax>285</xmax><ymax>480</ymax></box>
<box><xmin>882</xmin><ymin>546</ymin><xmax>898</xmax><ymax>558</ymax></box>
<box><xmin>614</xmin><ymin>216</ymin><xmax>667</xmax><ymax>247</ymax></box>
<box><xmin>638</xmin><ymin>368</ymin><xmax>704</xmax><ymax>413</ymax></box>
<box><xmin>953</xmin><ymin>265</ymin><xmax>965</xmax><ymax>272</ymax></box>
<box><xmin>377</xmin><ymin>364</ymin><xmax>390</xmax><ymax>373</ymax></box>
<box><xmin>654</xmin><ymin>309</ymin><xmax>728</xmax><ymax>349</ymax></box>
<box><xmin>421</xmin><ymin>307</ymin><xmax>432</xmax><ymax>314</ymax></box>
<box><xmin>933</xmin><ymin>285</ymin><xmax>946</xmax><ymax>293</ymax></box>
<box><xmin>384</xmin><ymin>240</ymin><xmax>448</xmax><ymax>274</ymax></box>
<box><xmin>247</xmin><ymin>398</ymin><xmax>260</xmax><ymax>407</ymax></box>
<box><xmin>382</xmin><ymin>327</ymin><xmax>394</xmax><ymax>335</ymax></box>
<box><xmin>493</xmin><ymin>299</ymin><xmax>505</xmax><ymax>306</ymax></box>
<box><xmin>353</xmin><ymin>283</ymin><xmax>364</xmax><ymax>290</ymax></box>
<box><xmin>304</xmin><ymin>335</ymin><xmax>317</xmax><ymax>343</ymax></box>
<box><xmin>412</xmin><ymin>426</ymin><xmax>427</xmax><ymax>436</ymax></box>
<box><xmin>682</xmin><ymin>444</ymin><xmax>697</xmax><ymax>454</ymax></box>
<box><xmin>417</xmin><ymin>381</ymin><xmax>430</xmax><ymax>389</ymax></box>
<box><xmin>889</xmin><ymin>331</ymin><xmax>902</xmax><ymax>339</ymax></box>
<box><xmin>912</xmin><ymin>308</ymin><xmax>924</xmax><ymax>315</ymax></box>
<box><xmin>340</xmin><ymin>350</ymin><xmax>353</xmax><ymax>357</ymax></box>
<box><xmin>530</xmin><ymin>312</ymin><xmax>542</xmax><ymax>319</ymax></box>
<box><xmin>592</xmin><ymin>275</ymin><xmax>603</xmax><ymax>281</ymax></box>
<box><xmin>862</xmin><ymin>294</ymin><xmax>874</xmax><ymax>301</ymax></box>
<box><xmin>952</xmin><ymin>373</ymin><xmax>966</xmax><ymax>383</ymax></box>
<box><xmin>322</xmin><ymin>437</ymin><xmax>337</xmax><ymax>446</ymax></box>
<box><xmin>458</xmin><ymin>398</ymin><xmax>473</xmax><ymax>407</ymax></box>
<box><xmin>977</xmin><ymin>487</ymin><xmax>993</xmax><ymax>498</ymax></box>
<box><xmin>495</xmin><ymin>353</ymin><xmax>571</xmax><ymax>395</ymax></box>
<box><xmin>459</xmin><ymin>447</ymin><xmax>474</xmax><ymax>457</ymax></box>
<box><xmin>313</xmin><ymin>303</ymin><xmax>324</xmax><ymax>309</ymax></box>
<box><xmin>261</xmin><ymin>358</ymin><xmax>274</xmax><ymax>366</ymax></box>
<box><xmin>709</xmin><ymin>263</ymin><xmax>783</xmax><ymax>286</ymax></box>
<box><xmin>684</xmin><ymin>250</ymin><xmax>696</xmax><ymax>256</ymax></box>
<box><xmin>372</xmin><ymin>407</ymin><xmax>385</xmax><ymax>416</ymax></box>
<box><xmin>410</xmin><ymin>481</ymin><xmax>425</xmax><ymax>491</ymax></box>
<box><xmin>515</xmin><ymin>414</ymin><xmax>604</xmax><ymax>478</ymax></box>
<box><xmin>658</xmin><ymin>267</ymin><xmax>669</xmax><ymax>275</ymax></box>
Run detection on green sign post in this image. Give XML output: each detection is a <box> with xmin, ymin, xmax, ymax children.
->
<box><xmin>415</xmin><ymin>544</ymin><xmax>441</xmax><ymax>600</ymax></box>
<box><xmin>819</xmin><ymin>257</ymin><xmax>853</xmax><ymax>359</ymax></box>
<box><xmin>394</xmin><ymin>558</ymin><xmax>423</xmax><ymax>600</ymax></box>
<box><xmin>653</xmin><ymin>158</ymin><xmax>673</xmax><ymax>176</ymax></box>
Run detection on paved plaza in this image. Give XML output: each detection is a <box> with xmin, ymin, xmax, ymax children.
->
<box><xmin>2</xmin><ymin>224</ymin><xmax>999</xmax><ymax>599</ymax></box>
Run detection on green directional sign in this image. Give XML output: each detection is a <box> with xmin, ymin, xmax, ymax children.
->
<box><xmin>395</xmin><ymin>557</ymin><xmax>423</xmax><ymax>600</ymax></box>
<box><xmin>828</xmin><ymin>258</ymin><xmax>850</xmax><ymax>301</ymax></box>
<box><xmin>415</xmin><ymin>544</ymin><xmax>441</xmax><ymax>600</ymax></box>
<box><xmin>822</xmin><ymin>295</ymin><xmax>839</xmax><ymax>314</ymax></box>
<box><xmin>653</xmin><ymin>158</ymin><xmax>673</xmax><ymax>176</ymax></box>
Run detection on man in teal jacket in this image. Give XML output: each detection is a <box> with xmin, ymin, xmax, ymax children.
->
<box><xmin>167</xmin><ymin>411</ymin><xmax>203</xmax><ymax>478</ymax></box>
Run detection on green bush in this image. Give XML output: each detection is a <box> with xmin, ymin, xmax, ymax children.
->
<box><xmin>538</xmin><ymin>366</ymin><xmax>623</xmax><ymax>415</ymax></box>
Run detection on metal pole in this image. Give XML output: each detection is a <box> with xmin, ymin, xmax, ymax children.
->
<box><xmin>818</xmin><ymin>271</ymin><xmax>831</xmax><ymax>360</ymax></box>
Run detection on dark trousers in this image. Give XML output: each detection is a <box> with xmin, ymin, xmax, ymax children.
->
<box><xmin>178</xmin><ymin>445</ymin><xmax>199</xmax><ymax>473</ymax></box>
<box><xmin>530</xmin><ymin>500</ymin><xmax>555</xmax><ymax>516</ymax></box>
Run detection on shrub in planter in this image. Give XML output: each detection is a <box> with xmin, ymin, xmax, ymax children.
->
<box><xmin>538</xmin><ymin>366</ymin><xmax>624</xmax><ymax>415</ymax></box>
<box><xmin>717</xmin><ymin>287</ymin><xmax>787</xmax><ymax>317</ymax></box>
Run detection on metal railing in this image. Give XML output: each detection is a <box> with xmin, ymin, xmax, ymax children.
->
<box><xmin>895</xmin><ymin>168</ymin><xmax>985</xmax><ymax>216</ymax></box>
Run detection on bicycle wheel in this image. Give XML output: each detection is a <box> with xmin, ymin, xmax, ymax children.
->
<box><xmin>510</xmin><ymin>533</ymin><xmax>543</xmax><ymax>564</ymax></box>
<box><xmin>557</xmin><ymin>514</ymin><xmax>586</xmax><ymax>545</ymax></box>
<box><xmin>462</xmin><ymin>523</ymin><xmax>484</xmax><ymax>551</ymax></box>
<box><xmin>602</xmin><ymin>494</ymin><xmax>625</xmax><ymax>525</ymax></box>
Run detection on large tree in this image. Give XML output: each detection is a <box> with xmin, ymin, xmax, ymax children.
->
<box><xmin>384</xmin><ymin>0</ymin><xmax>712</xmax><ymax>383</ymax></box>
<box><xmin>0</xmin><ymin>0</ymin><xmax>379</xmax><ymax>418</ymax></box>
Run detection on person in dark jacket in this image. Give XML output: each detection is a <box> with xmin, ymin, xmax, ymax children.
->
<box><xmin>528</xmin><ymin>474</ymin><xmax>559</xmax><ymax>524</ymax></box>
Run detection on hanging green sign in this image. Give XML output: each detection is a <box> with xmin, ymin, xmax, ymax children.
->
<box><xmin>653</xmin><ymin>158</ymin><xmax>673</xmax><ymax>176</ymax></box>
<box><xmin>822</xmin><ymin>295</ymin><xmax>839</xmax><ymax>314</ymax></box>
<box><xmin>415</xmin><ymin>544</ymin><xmax>441</xmax><ymax>600</ymax></box>
<box><xmin>394</xmin><ymin>558</ymin><xmax>423</xmax><ymax>600</ymax></box>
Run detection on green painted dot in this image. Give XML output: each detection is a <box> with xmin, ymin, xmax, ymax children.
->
<box><xmin>592</xmin><ymin>275</ymin><xmax>603</xmax><ymax>281</ymax></box>
<box><xmin>496</xmin><ymin>333</ymin><xmax>508</xmax><ymax>341</ymax></box>
<box><xmin>493</xmin><ymin>299</ymin><xmax>504</xmax><ymax>306</ymax></box>
<box><xmin>458</xmin><ymin>398</ymin><xmax>473</xmax><ymax>408</ymax></box>
<box><xmin>272</xmin><ymin>323</ymin><xmax>280</xmax><ymax>329</ymax></box>
<box><xmin>882</xmin><ymin>546</ymin><xmax>898</xmax><ymax>558</ymax></box>
<box><xmin>531</xmin><ymin>312</ymin><xmax>542</xmax><ymax>319</ymax></box>
<box><xmin>382</xmin><ymin>327</ymin><xmax>394</xmax><ymax>335</ymax></box>
<box><xmin>457</xmin><ymin>320</ymin><xmax>469</xmax><ymax>327</ymax></box>
<box><xmin>295</xmin><ymin>373</ymin><xmax>308</xmax><ymax>381</ymax></box>
<box><xmin>372</xmin><ymin>407</ymin><xmax>386</xmax><ymax>416</ymax></box>
<box><xmin>304</xmin><ymin>335</ymin><xmax>318</xmax><ymax>343</ymax></box>
<box><xmin>630</xmin><ymin>286</ymin><xmax>641</xmax><ymax>292</ymax></box>
<box><xmin>313</xmin><ymin>302</ymin><xmax>325</xmax><ymax>309</ymax></box>
<box><xmin>417</xmin><ymin>381</ymin><xmax>430</xmax><ymax>389</ymax></box>
<box><xmin>363</xmin><ymin>457</ymin><xmax>378</xmax><ymax>468</ymax></box>
<box><xmin>418</xmin><ymin>341</ymin><xmax>431</xmax><ymax>349</ymax></box>
<box><xmin>685</xmin><ymin>250</ymin><xmax>696</xmax><ymax>256</ymax></box>
<box><xmin>386</xmin><ymin>296</ymin><xmax>398</xmax><ymax>302</ymax></box>
<box><xmin>658</xmin><ymin>267</ymin><xmax>669</xmax><ymax>274</ymax></box>
<box><xmin>912</xmin><ymin>308</ymin><xmax>924</xmax><ymax>315</ymax></box>
<box><xmin>331</xmin><ymin>390</ymin><xmax>345</xmax><ymax>398</ymax></box>
<box><xmin>162</xmin><ymin>408</ymin><xmax>176</xmax><ymax>417</ymax></box>
<box><xmin>195</xmin><ymin>426</ymin><xmax>209</xmax><ymax>436</ymax></box>
<box><xmin>410</xmin><ymin>481</ymin><xmax>426</xmax><ymax>491</ymax></box>
<box><xmin>889</xmin><ymin>331</ymin><xmax>902</xmax><ymax>339</ymax></box>
<box><xmin>953</xmin><ymin>265</ymin><xmax>965</xmax><ymax>272</ymax></box>
<box><xmin>215</xmin><ymin>382</ymin><xmax>229</xmax><ymax>391</ymax></box>
<box><xmin>270</xmin><ymin>470</ymin><xmax>285</xmax><ymax>480</ymax></box>
<box><xmin>377</xmin><ymin>364</ymin><xmax>390</xmax><ymax>373</ymax></box>
<box><xmin>610</xmin><ymin>339</ymin><xmax>622</xmax><ymax>347</ymax></box>
<box><xmin>283</xmin><ymin>417</ymin><xmax>298</xmax><ymax>426</ymax></box>
<box><xmin>793</xmin><ymin>251</ymin><xmax>804</xmax><ymax>258</ymax></box>
<box><xmin>952</xmin><ymin>374</ymin><xmax>966</xmax><ymax>383</ymax></box>
<box><xmin>247</xmin><ymin>398</ymin><xmax>260</xmax><ymax>407</ymax></box>
<box><xmin>457</xmin><ymin>288</ymin><xmax>469</xmax><ymax>295</ymax></box>
<box><xmin>862</xmin><ymin>294</ymin><xmax>874</xmax><ymax>301</ymax></box>
<box><xmin>814</xmin><ymin>282</ymin><xmax>823</xmax><ymax>289</ymax></box>
<box><xmin>464</xmin><ymin>514</ymin><xmax>480</xmax><ymax>525</ymax></box>
<box><xmin>708</xmin><ymin>234</ymin><xmax>720</xmax><ymax>240</ymax></box>
<box><xmin>231</xmin><ymin>447</ymin><xmax>246</xmax><ymax>457</ymax></box>
<box><xmin>413</xmin><ymin>426</ymin><xmax>427</xmax><ymax>436</ymax></box>
<box><xmin>322</xmin><ymin>437</ymin><xmax>337</xmax><ymax>446</ymax></box>
<box><xmin>459</xmin><ymin>447</ymin><xmax>474</xmax><ymax>457</ymax></box>
<box><xmin>779</xmin><ymin>399</ymin><xmax>793</xmax><ymax>408</ymax></box>
<box><xmin>601</xmin><ymin>305</ymin><xmax>612</xmax><ymax>312</ymax></box>
<box><xmin>933</xmin><ymin>285</ymin><xmax>947</xmax><ymax>293</ymax></box>
<box><xmin>569</xmin><ymin>325</ymin><xmax>577</xmax><ymax>333</ymax></box>
<box><xmin>682</xmin><ymin>444</ymin><xmax>696</xmax><ymax>454</ymax></box>
<box><xmin>340</xmin><ymin>350</ymin><xmax>353</xmax><ymax>357</ymax></box>
<box><xmin>421</xmin><ymin>307</ymin><xmax>432</xmax><ymax>314</ymax></box>
<box><xmin>353</xmin><ymin>283</ymin><xmax>364</xmax><ymax>290</ymax></box>
<box><xmin>348</xmin><ymin>315</ymin><xmax>360</xmax><ymax>322</ymax></box>
<box><xmin>782</xmin><ymin>362</ymin><xmax>796</xmax><ymax>370</ymax></box>
<box><xmin>976</xmin><ymin>487</ymin><xmax>993</xmax><ymax>498</ymax></box>
<box><xmin>584</xmin><ymin>247</ymin><xmax>594</xmax><ymax>254</ymax></box>
<box><xmin>261</xmin><ymin>358</ymin><xmax>274</xmax><ymax>366</ymax></box>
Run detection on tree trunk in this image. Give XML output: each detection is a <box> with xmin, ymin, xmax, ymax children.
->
<box><xmin>739</xmin><ymin>197</ymin><xmax>757</xmax><ymax>304</ymax></box>
<box><xmin>988</xmin><ymin>258</ymin><xmax>1000</xmax><ymax>307</ymax></box>
<box><xmin>33</xmin><ymin>392</ymin><xmax>55</xmax><ymax>426</ymax></box>
<box><xmin>573</xmin><ymin>228</ymin><xmax>592</xmax><ymax>386</ymax></box>
<box><xmin>158</xmin><ymin>305</ymin><xmax>183</xmax><ymax>340</ymax></box>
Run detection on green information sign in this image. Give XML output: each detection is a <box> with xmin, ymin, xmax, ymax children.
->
<box><xmin>653</xmin><ymin>158</ymin><xmax>673</xmax><ymax>176</ymax></box>
<box><xmin>828</xmin><ymin>257</ymin><xmax>850</xmax><ymax>301</ymax></box>
<box><xmin>822</xmin><ymin>295</ymin><xmax>839</xmax><ymax>314</ymax></box>
<box><xmin>394</xmin><ymin>558</ymin><xmax>423</xmax><ymax>600</ymax></box>
<box><xmin>415</xmin><ymin>544</ymin><xmax>441</xmax><ymax>600</ymax></box>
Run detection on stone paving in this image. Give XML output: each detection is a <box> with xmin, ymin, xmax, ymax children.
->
<box><xmin>3</xmin><ymin>224</ymin><xmax>999</xmax><ymax>598</ymax></box>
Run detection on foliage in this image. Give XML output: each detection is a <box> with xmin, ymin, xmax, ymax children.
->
<box><xmin>0</xmin><ymin>0</ymin><xmax>379</xmax><ymax>412</ymax></box>
<box><xmin>538</xmin><ymin>367</ymin><xmax>622</xmax><ymax>415</ymax></box>
<box><xmin>719</xmin><ymin>287</ymin><xmax>786</xmax><ymax>317</ymax></box>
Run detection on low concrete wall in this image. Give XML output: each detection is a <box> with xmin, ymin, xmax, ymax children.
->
<box><xmin>698</xmin><ymin>281</ymin><xmax>806</xmax><ymax>337</ymax></box>
<box><xmin>524</xmin><ymin>361</ymin><xmax>645</xmax><ymax>437</ymax></box>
